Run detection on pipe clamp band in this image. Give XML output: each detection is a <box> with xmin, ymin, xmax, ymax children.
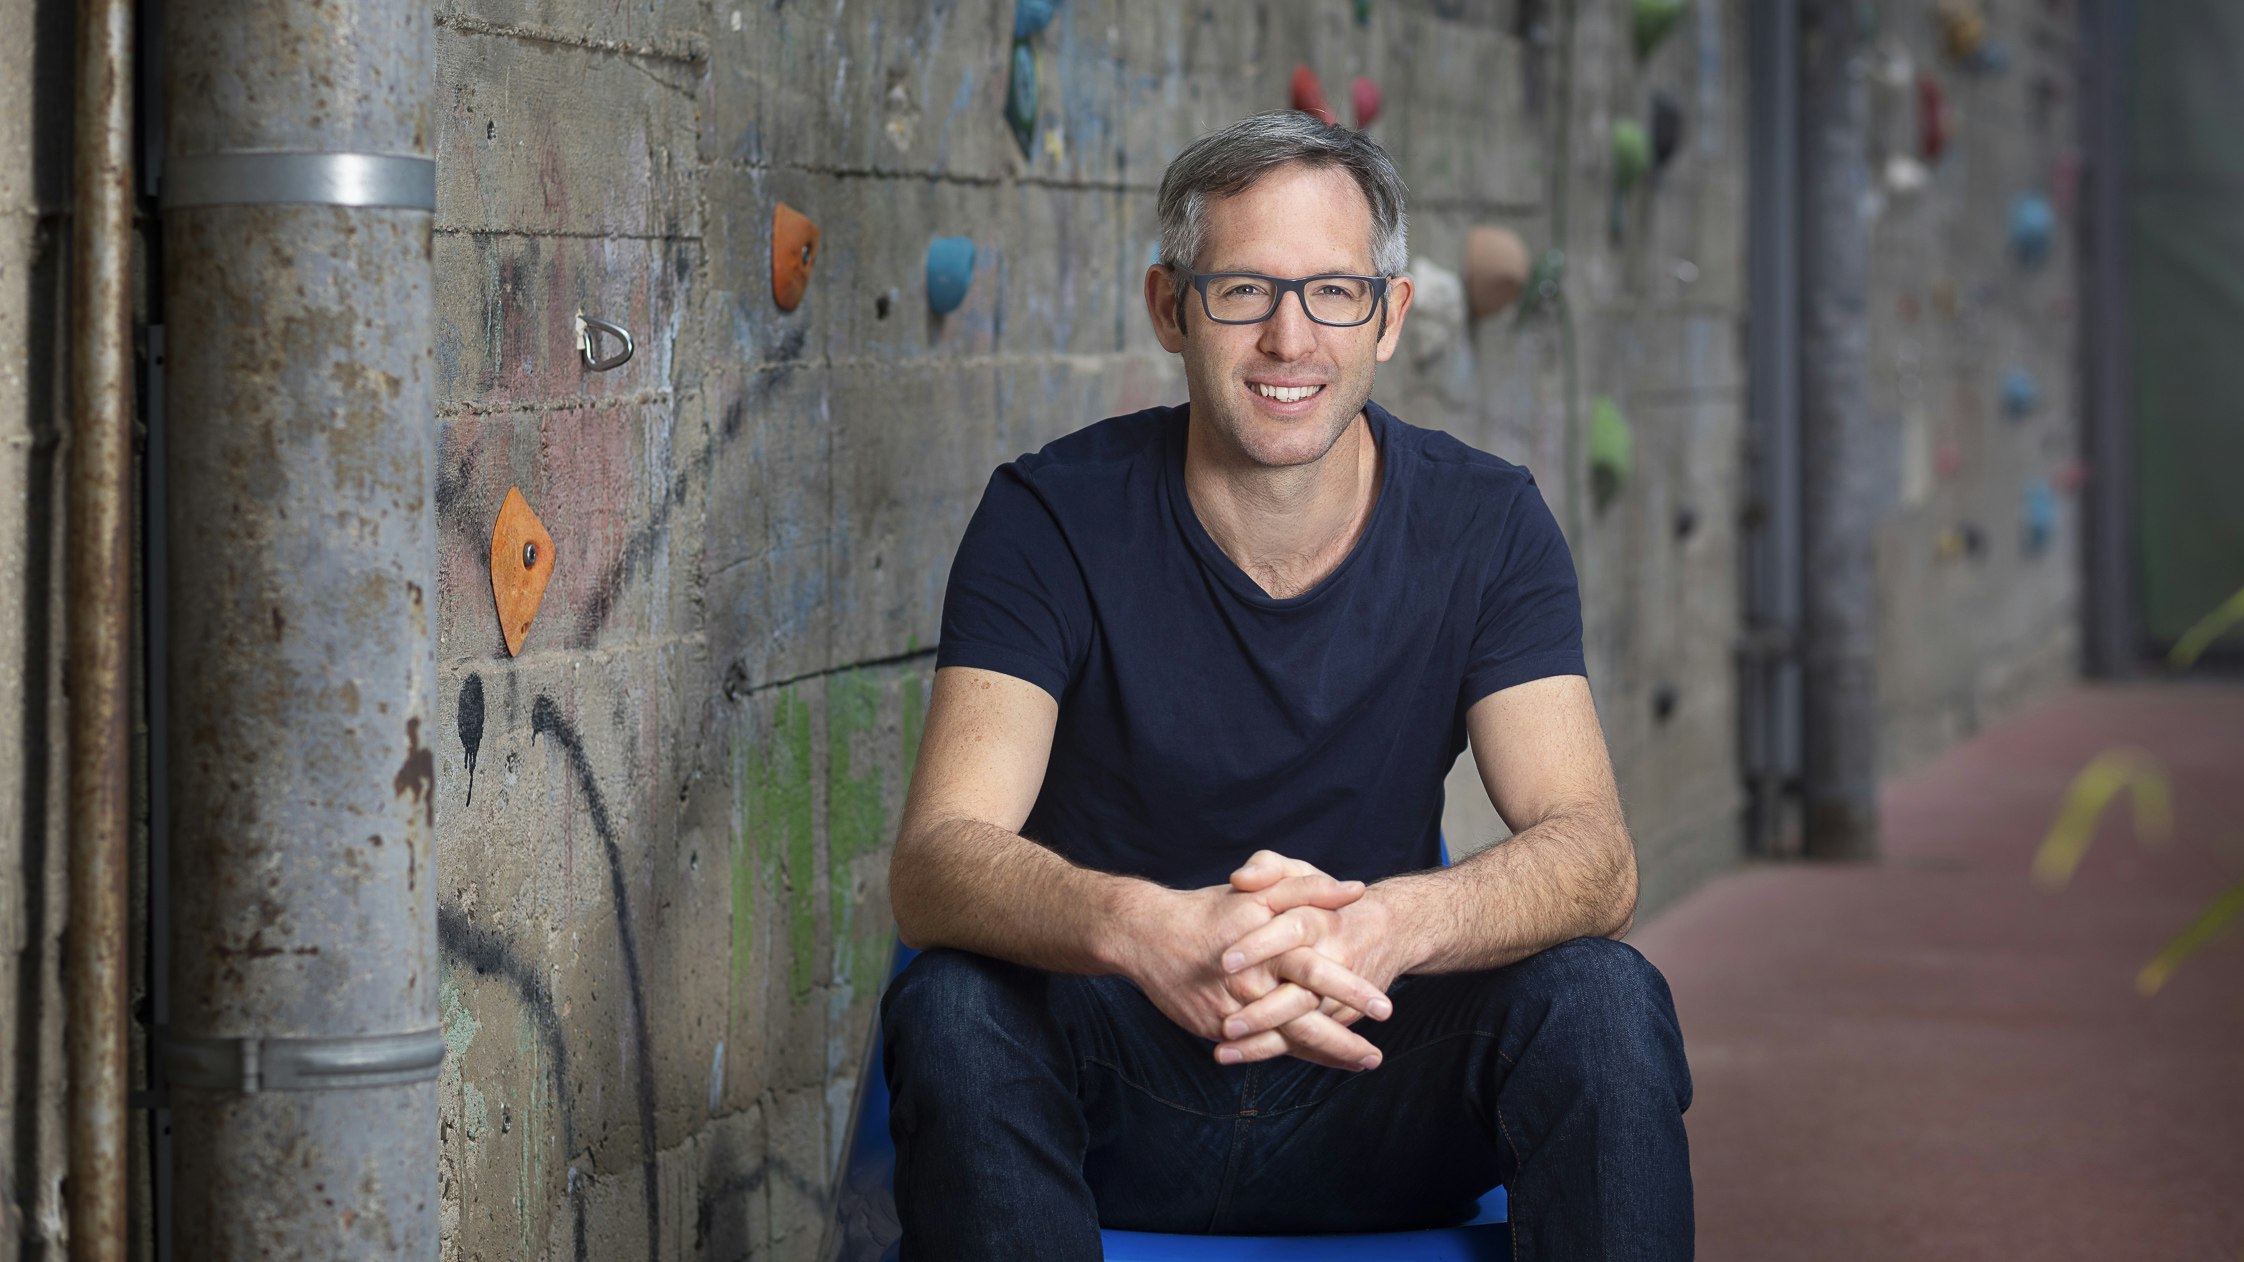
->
<box><xmin>161</xmin><ymin>1027</ymin><xmax>445</xmax><ymax>1093</ymax></box>
<box><xmin>162</xmin><ymin>152</ymin><xmax>436</xmax><ymax>211</ymax></box>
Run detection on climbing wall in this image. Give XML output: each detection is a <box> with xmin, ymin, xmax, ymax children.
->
<box><xmin>1857</xmin><ymin>0</ymin><xmax>2085</xmax><ymax>769</ymax></box>
<box><xmin>421</xmin><ymin>4</ymin><xmax>1759</xmax><ymax>1248</ymax></box>
<box><xmin>422</xmin><ymin>3</ymin><xmax>1761</xmax><ymax>1257</ymax></box>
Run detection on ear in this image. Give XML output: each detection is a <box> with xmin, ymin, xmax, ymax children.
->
<box><xmin>1145</xmin><ymin>264</ymin><xmax>1189</xmax><ymax>354</ymax></box>
<box><xmin>1372</xmin><ymin>274</ymin><xmax>1415</xmax><ymax>364</ymax></box>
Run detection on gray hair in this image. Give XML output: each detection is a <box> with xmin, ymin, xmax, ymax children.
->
<box><xmin>1157</xmin><ymin>111</ymin><xmax>1410</xmax><ymax>277</ymax></box>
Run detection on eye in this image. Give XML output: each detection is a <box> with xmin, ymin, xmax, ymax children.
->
<box><xmin>1217</xmin><ymin>279</ymin><xmax>1270</xmax><ymax>299</ymax></box>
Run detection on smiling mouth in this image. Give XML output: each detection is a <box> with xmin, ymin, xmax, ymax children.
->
<box><xmin>1251</xmin><ymin>382</ymin><xmax>1325</xmax><ymax>403</ymax></box>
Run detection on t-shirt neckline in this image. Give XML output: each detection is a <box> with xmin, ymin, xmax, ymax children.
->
<box><xmin>1163</xmin><ymin>400</ymin><xmax>1399</xmax><ymax>611</ymax></box>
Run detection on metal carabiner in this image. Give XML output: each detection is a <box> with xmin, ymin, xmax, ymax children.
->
<box><xmin>577</xmin><ymin>313</ymin><xmax>635</xmax><ymax>372</ymax></box>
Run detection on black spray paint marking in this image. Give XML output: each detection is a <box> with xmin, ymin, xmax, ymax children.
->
<box><xmin>437</xmin><ymin>905</ymin><xmax>590</xmax><ymax>1262</ymax></box>
<box><xmin>568</xmin><ymin>343</ymin><xmax>798</xmax><ymax>649</ymax></box>
<box><xmin>458</xmin><ymin>673</ymin><xmax>486</xmax><ymax>805</ymax></box>
<box><xmin>529</xmin><ymin>694</ymin><xmax>663</xmax><ymax>1258</ymax></box>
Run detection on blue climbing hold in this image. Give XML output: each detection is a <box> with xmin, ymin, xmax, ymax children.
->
<box><xmin>926</xmin><ymin>236</ymin><xmax>977</xmax><ymax>315</ymax></box>
<box><xmin>2010</xmin><ymin>193</ymin><xmax>2054</xmax><ymax>267</ymax></box>
<box><xmin>2001</xmin><ymin>368</ymin><xmax>2038</xmax><ymax>418</ymax></box>
<box><xmin>2023</xmin><ymin>478</ymin><xmax>2057</xmax><ymax>553</ymax></box>
<box><xmin>1967</xmin><ymin>38</ymin><xmax>2012</xmax><ymax>75</ymax></box>
<box><xmin>1014</xmin><ymin>0</ymin><xmax>1059</xmax><ymax>39</ymax></box>
<box><xmin>1006</xmin><ymin>41</ymin><xmax>1038</xmax><ymax>155</ymax></box>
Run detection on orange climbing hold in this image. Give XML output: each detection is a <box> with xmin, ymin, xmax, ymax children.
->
<box><xmin>772</xmin><ymin>202</ymin><xmax>821</xmax><ymax>312</ymax></box>
<box><xmin>490</xmin><ymin>486</ymin><xmax>555</xmax><ymax>657</ymax></box>
<box><xmin>1464</xmin><ymin>225</ymin><xmax>1531</xmax><ymax>319</ymax></box>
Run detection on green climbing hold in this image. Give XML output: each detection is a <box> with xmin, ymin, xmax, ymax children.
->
<box><xmin>1006</xmin><ymin>40</ymin><xmax>1037</xmax><ymax>156</ymax></box>
<box><xmin>1633</xmin><ymin>0</ymin><xmax>1688</xmax><ymax>59</ymax></box>
<box><xmin>1611</xmin><ymin>120</ymin><xmax>1651</xmax><ymax>193</ymax></box>
<box><xmin>1590</xmin><ymin>396</ymin><xmax>1634</xmax><ymax>507</ymax></box>
<box><xmin>1354</xmin><ymin>0</ymin><xmax>1372</xmax><ymax>26</ymax></box>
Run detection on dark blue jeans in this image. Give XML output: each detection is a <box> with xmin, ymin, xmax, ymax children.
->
<box><xmin>881</xmin><ymin>936</ymin><xmax>1694</xmax><ymax>1260</ymax></box>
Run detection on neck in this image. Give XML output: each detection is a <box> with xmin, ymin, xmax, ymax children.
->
<box><xmin>1183</xmin><ymin>410</ymin><xmax>1382</xmax><ymax>600</ymax></box>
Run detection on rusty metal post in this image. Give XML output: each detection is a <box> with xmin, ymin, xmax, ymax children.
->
<box><xmin>65</xmin><ymin>0</ymin><xmax>136</xmax><ymax>1254</ymax></box>
<box><xmin>159</xmin><ymin>0</ymin><xmax>439</xmax><ymax>1255</ymax></box>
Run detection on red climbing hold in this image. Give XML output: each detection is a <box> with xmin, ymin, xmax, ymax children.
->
<box><xmin>1352</xmin><ymin>76</ymin><xmax>1382</xmax><ymax>129</ymax></box>
<box><xmin>1291</xmin><ymin>65</ymin><xmax>1334</xmax><ymax>125</ymax></box>
<box><xmin>1918</xmin><ymin>74</ymin><xmax>1949</xmax><ymax>162</ymax></box>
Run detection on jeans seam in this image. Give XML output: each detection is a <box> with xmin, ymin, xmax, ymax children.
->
<box><xmin>1247</xmin><ymin>1028</ymin><xmax>1503</xmax><ymax>1117</ymax></box>
<box><xmin>1080</xmin><ymin>1054</ymin><xmax>1238</xmax><ymax>1118</ymax></box>
<box><xmin>1207</xmin><ymin>1116</ymin><xmax>1252</xmax><ymax>1231</ymax></box>
<box><xmin>1495</xmin><ymin>1101</ymin><xmax>1524</xmax><ymax>1260</ymax></box>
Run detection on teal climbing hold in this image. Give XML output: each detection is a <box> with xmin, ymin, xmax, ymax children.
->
<box><xmin>1632</xmin><ymin>0</ymin><xmax>1688</xmax><ymax>59</ymax></box>
<box><xmin>1006</xmin><ymin>42</ymin><xmax>1038</xmax><ymax>155</ymax></box>
<box><xmin>1354</xmin><ymin>0</ymin><xmax>1372</xmax><ymax>26</ymax></box>
<box><xmin>1014</xmin><ymin>0</ymin><xmax>1059</xmax><ymax>39</ymax></box>
<box><xmin>1519</xmin><ymin>249</ymin><xmax>1566</xmax><ymax>318</ymax></box>
<box><xmin>2001</xmin><ymin>368</ymin><xmax>2038</xmax><ymax>418</ymax></box>
<box><xmin>926</xmin><ymin>236</ymin><xmax>976</xmax><ymax>315</ymax></box>
<box><xmin>2010</xmin><ymin>193</ymin><xmax>2054</xmax><ymax>267</ymax></box>
<box><xmin>2022</xmin><ymin>478</ymin><xmax>2057</xmax><ymax>553</ymax></box>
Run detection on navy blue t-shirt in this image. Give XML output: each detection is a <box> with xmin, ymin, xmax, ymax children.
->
<box><xmin>935</xmin><ymin>400</ymin><xmax>1585</xmax><ymax>890</ymax></box>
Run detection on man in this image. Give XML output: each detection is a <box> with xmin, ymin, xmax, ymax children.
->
<box><xmin>882</xmin><ymin>112</ymin><xmax>1693</xmax><ymax>1260</ymax></box>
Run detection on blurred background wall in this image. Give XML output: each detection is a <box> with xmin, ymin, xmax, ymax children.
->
<box><xmin>12</xmin><ymin>0</ymin><xmax>2225</xmax><ymax>1258</ymax></box>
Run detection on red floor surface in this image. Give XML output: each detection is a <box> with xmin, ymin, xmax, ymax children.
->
<box><xmin>1631</xmin><ymin>682</ymin><xmax>2244</xmax><ymax>1261</ymax></box>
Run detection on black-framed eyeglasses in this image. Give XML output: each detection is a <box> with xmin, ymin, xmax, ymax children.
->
<box><xmin>1175</xmin><ymin>269</ymin><xmax>1392</xmax><ymax>328</ymax></box>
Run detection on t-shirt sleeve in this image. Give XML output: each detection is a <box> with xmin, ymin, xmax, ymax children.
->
<box><xmin>1461</xmin><ymin>478</ymin><xmax>1587</xmax><ymax>707</ymax></box>
<box><xmin>935</xmin><ymin>465</ymin><xmax>1091</xmax><ymax>702</ymax></box>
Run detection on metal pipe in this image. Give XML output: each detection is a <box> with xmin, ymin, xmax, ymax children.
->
<box><xmin>1742</xmin><ymin>0</ymin><xmax>1804</xmax><ymax>857</ymax></box>
<box><xmin>64</xmin><ymin>0</ymin><xmax>137</xmax><ymax>1252</ymax></box>
<box><xmin>1797</xmin><ymin>0</ymin><xmax>1881</xmax><ymax>859</ymax></box>
<box><xmin>2081</xmin><ymin>0</ymin><xmax>2137</xmax><ymax>675</ymax></box>
<box><xmin>160</xmin><ymin>0</ymin><xmax>438</xmax><ymax>1255</ymax></box>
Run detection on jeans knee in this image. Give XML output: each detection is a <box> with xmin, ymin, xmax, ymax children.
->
<box><xmin>1519</xmin><ymin>938</ymin><xmax>1691</xmax><ymax>1107</ymax></box>
<box><xmin>883</xmin><ymin>949</ymin><xmax>1054</xmax><ymax>1088</ymax></box>
<box><xmin>884</xmin><ymin>949</ymin><xmax>1016</xmax><ymax>1042</ymax></box>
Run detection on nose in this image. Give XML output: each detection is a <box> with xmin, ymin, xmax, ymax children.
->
<box><xmin>1256</xmin><ymin>287</ymin><xmax>1320</xmax><ymax>361</ymax></box>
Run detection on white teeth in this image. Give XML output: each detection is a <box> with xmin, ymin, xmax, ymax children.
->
<box><xmin>1253</xmin><ymin>383</ymin><xmax>1322</xmax><ymax>403</ymax></box>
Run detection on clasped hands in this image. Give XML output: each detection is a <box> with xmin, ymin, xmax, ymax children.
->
<box><xmin>1124</xmin><ymin>850</ymin><xmax>1407</xmax><ymax>1072</ymax></box>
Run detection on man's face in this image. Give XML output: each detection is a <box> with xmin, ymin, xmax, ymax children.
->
<box><xmin>1147</xmin><ymin>162</ymin><xmax>1413</xmax><ymax>471</ymax></box>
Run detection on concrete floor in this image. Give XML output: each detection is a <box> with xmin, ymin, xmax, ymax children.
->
<box><xmin>1632</xmin><ymin>682</ymin><xmax>2244</xmax><ymax>1260</ymax></box>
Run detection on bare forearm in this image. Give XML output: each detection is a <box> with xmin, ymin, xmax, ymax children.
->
<box><xmin>1377</xmin><ymin>807</ymin><xmax>1638</xmax><ymax>975</ymax></box>
<box><xmin>889</xmin><ymin>815</ymin><xmax>1152</xmax><ymax>974</ymax></box>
